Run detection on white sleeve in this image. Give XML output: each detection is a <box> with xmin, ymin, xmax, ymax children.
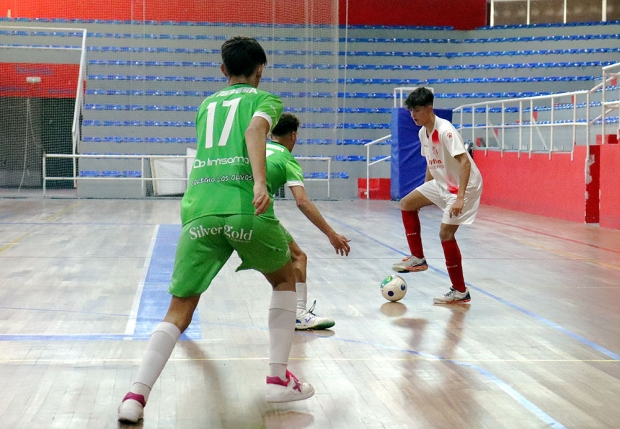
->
<box><xmin>442</xmin><ymin>127</ymin><xmax>466</xmax><ymax>158</ymax></box>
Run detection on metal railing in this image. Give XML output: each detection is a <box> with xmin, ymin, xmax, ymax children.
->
<box><xmin>43</xmin><ymin>153</ymin><xmax>191</xmax><ymax>197</ymax></box>
<box><xmin>0</xmin><ymin>25</ymin><xmax>88</xmax><ymax>186</ymax></box>
<box><xmin>364</xmin><ymin>135</ymin><xmax>391</xmax><ymax>200</ymax></box>
<box><xmin>43</xmin><ymin>153</ymin><xmax>333</xmax><ymax>199</ymax></box>
<box><xmin>294</xmin><ymin>156</ymin><xmax>332</xmax><ymax>199</ymax></box>
<box><xmin>598</xmin><ymin>62</ymin><xmax>620</xmax><ymax>143</ymax></box>
<box><xmin>453</xmin><ymin>62</ymin><xmax>620</xmax><ymax>160</ymax></box>
<box><xmin>455</xmin><ymin>91</ymin><xmax>590</xmax><ymax>160</ymax></box>
<box><xmin>73</xmin><ymin>28</ymin><xmax>88</xmax><ymax>183</ymax></box>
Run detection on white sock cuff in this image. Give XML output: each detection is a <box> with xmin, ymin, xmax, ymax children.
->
<box><xmin>153</xmin><ymin>321</ymin><xmax>182</xmax><ymax>341</ymax></box>
<box><xmin>269</xmin><ymin>290</ymin><xmax>296</xmax><ymax>311</ymax></box>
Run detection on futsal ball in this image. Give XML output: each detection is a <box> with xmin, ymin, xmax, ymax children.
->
<box><xmin>380</xmin><ymin>275</ymin><xmax>407</xmax><ymax>302</ymax></box>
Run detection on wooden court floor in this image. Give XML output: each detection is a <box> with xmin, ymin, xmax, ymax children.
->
<box><xmin>0</xmin><ymin>197</ymin><xmax>619</xmax><ymax>429</ymax></box>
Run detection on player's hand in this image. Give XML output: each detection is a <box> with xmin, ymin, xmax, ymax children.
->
<box><xmin>450</xmin><ymin>197</ymin><xmax>465</xmax><ymax>218</ymax></box>
<box><xmin>329</xmin><ymin>233</ymin><xmax>351</xmax><ymax>256</ymax></box>
<box><xmin>252</xmin><ymin>183</ymin><xmax>270</xmax><ymax>215</ymax></box>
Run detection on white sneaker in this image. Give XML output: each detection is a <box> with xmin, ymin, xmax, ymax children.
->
<box><xmin>392</xmin><ymin>255</ymin><xmax>428</xmax><ymax>273</ymax></box>
<box><xmin>433</xmin><ymin>287</ymin><xmax>471</xmax><ymax>304</ymax></box>
<box><xmin>266</xmin><ymin>370</ymin><xmax>315</xmax><ymax>403</ymax></box>
<box><xmin>296</xmin><ymin>301</ymin><xmax>335</xmax><ymax>330</ymax></box>
<box><xmin>117</xmin><ymin>392</ymin><xmax>145</xmax><ymax>423</ymax></box>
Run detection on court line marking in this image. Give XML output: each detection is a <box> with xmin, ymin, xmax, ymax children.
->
<box><xmin>0</xmin><ymin>234</ymin><xmax>29</xmax><ymax>254</ymax></box>
<box><xmin>0</xmin><ymin>326</ymin><xmax>566</xmax><ymax>429</ymax></box>
<box><xmin>1</xmin><ymin>356</ymin><xmax>618</xmax><ymax>364</ymax></box>
<box><xmin>125</xmin><ymin>224</ymin><xmax>159</xmax><ymax>336</ymax></box>
<box><xmin>0</xmin><ymin>306</ymin><xmax>127</xmax><ymax>318</ymax></box>
<box><xmin>514</xmin><ymin>238</ymin><xmax>620</xmax><ymax>271</ymax></box>
<box><xmin>326</xmin><ymin>215</ymin><xmax>620</xmax><ymax>361</ymax></box>
<box><xmin>478</xmin><ymin>216</ymin><xmax>620</xmax><ymax>255</ymax></box>
<box><xmin>0</xmin><ymin>221</ymin><xmax>160</xmax><ymax>226</ymax></box>
<box><xmin>43</xmin><ymin>202</ymin><xmax>80</xmax><ymax>222</ymax></box>
<box><xmin>0</xmin><ymin>202</ymin><xmax>83</xmax><ymax>254</ymax></box>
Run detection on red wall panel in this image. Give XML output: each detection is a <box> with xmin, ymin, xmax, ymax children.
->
<box><xmin>600</xmin><ymin>144</ymin><xmax>620</xmax><ymax>229</ymax></box>
<box><xmin>1</xmin><ymin>0</ymin><xmax>485</xmax><ymax>28</ymax></box>
<box><xmin>0</xmin><ymin>63</ymin><xmax>80</xmax><ymax>98</ymax></box>
<box><xmin>475</xmin><ymin>148</ymin><xmax>589</xmax><ymax>223</ymax></box>
<box><xmin>339</xmin><ymin>0</ymin><xmax>487</xmax><ymax>30</ymax></box>
<box><xmin>0</xmin><ymin>0</ymin><xmax>335</xmax><ymax>24</ymax></box>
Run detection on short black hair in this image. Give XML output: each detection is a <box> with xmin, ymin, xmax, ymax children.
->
<box><xmin>272</xmin><ymin>113</ymin><xmax>300</xmax><ymax>137</ymax></box>
<box><xmin>404</xmin><ymin>87</ymin><xmax>434</xmax><ymax>109</ymax></box>
<box><xmin>221</xmin><ymin>36</ymin><xmax>267</xmax><ymax>77</ymax></box>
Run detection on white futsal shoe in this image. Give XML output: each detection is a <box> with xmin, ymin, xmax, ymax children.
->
<box><xmin>117</xmin><ymin>392</ymin><xmax>145</xmax><ymax>423</ymax></box>
<box><xmin>295</xmin><ymin>301</ymin><xmax>335</xmax><ymax>330</ymax></box>
<box><xmin>392</xmin><ymin>255</ymin><xmax>428</xmax><ymax>273</ymax></box>
<box><xmin>433</xmin><ymin>287</ymin><xmax>471</xmax><ymax>304</ymax></box>
<box><xmin>266</xmin><ymin>370</ymin><xmax>315</xmax><ymax>403</ymax></box>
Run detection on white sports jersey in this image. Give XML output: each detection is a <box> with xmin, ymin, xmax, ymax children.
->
<box><xmin>419</xmin><ymin>116</ymin><xmax>482</xmax><ymax>195</ymax></box>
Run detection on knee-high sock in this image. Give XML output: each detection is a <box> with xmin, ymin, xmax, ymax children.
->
<box><xmin>441</xmin><ymin>239</ymin><xmax>466</xmax><ymax>293</ymax></box>
<box><xmin>401</xmin><ymin>210</ymin><xmax>424</xmax><ymax>258</ymax></box>
<box><xmin>131</xmin><ymin>322</ymin><xmax>181</xmax><ymax>402</ymax></box>
<box><xmin>296</xmin><ymin>282</ymin><xmax>307</xmax><ymax>313</ymax></box>
<box><xmin>268</xmin><ymin>290</ymin><xmax>296</xmax><ymax>380</ymax></box>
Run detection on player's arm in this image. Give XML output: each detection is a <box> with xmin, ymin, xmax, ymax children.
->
<box><xmin>450</xmin><ymin>152</ymin><xmax>471</xmax><ymax>217</ymax></box>
<box><xmin>289</xmin><ymin>185</ymin><xmax>351</xmax><ymax>256</ymax></box>
<box><xmin>425</xmin><ymin>165</ymin><xmax>432</xmax><ymax>182</ymax></box>
<box><xmin>245</xmin><ymin>116</ymin><xmax>271</xmax><ymax>215</ymax></box>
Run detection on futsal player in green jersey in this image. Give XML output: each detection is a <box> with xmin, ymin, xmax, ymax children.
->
<box><xmin>118</xmin><ymin>36</ymin><xmax>314</xmax><ymax>424</ymax></box>
<box><xmin>267</xmin><ymin>113</ymin><xmax>351</xmax><ymax>330</ymax></box>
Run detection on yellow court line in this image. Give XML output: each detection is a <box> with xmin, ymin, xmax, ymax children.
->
<box><xmin>515</xmin><ymin>238</ymin><xmax>620</xmax><ymax>271</ymax></box>
<box><xmin>43</xmin><ymin>201</ymin><xmax>80</xmax><ymax>222</ymax></box>
<box><xmin>0</xmin><ymin>234</ymin><xmax>29</xmax><ymax>254</ymax></box>
<box><xmin>0</xmin><ymin>203</ymin><xmax>80</xmax><ymax>254</ymax></box>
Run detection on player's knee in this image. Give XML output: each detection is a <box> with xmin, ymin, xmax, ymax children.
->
<box><xmin>294</xmin><ymin>249</ymin><xmax>307</xmax><ymax>265</ymax></box>
<box><xmin>439</xmin><ymin>229</ymin><xmax>455</xmax><ymax>242</ymax></box>
<box><xmin>163</xmin><ymin>312</ymin><xmax>193</xmax><ymax>333</ymax></box>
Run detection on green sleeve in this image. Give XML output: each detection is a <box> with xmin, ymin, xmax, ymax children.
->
<box><xmin>255</xmin><ymin>93</ymin><xmax>283</xmax><ymax>131</ymax></box>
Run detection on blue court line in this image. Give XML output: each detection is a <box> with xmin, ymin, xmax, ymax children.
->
<box><xmin>0</xmin><ymin>306</ymin><xmax>128</xmax><ymax>318</ymax></box>
<box><xmin>319</xmin><ymin>334</ymin><xmax>566</xmax><ymax>429</ymax></box>
<box><xmin>327</xmin><ymin>215</ymin><xmax>620</xmax><ymax>361</ymax></box>
<box><xmin>463</xmin><ymin>285</ymin><xmax>620</xmax><ymax>360</ymax></box>
<box><xmin>0</xmin><ymin>221</ymin><xmax>160</xmax><ymax>226</ymax></box>
<box><xmin>0</xmin><ymin>224</ymin><xmax>201</xmax><ymax>342</ymax></box>
<box><xmin>133</xmin><ymin>224</ymin><xmax>201</xmax><ymax>341</ymax></box>
<box><xmin>0</xmin><ymin>212</ymin><xmax>14</xmax><ymax>221</ymax></box>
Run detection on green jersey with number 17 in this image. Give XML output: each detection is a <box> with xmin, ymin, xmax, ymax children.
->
<box><xmin>181</xmin><ymin>83</ymin><xmax>283</xmax><ymax>225</ymax></box>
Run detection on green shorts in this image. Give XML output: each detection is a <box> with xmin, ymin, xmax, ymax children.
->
<box><xmin>281</xmin><ymin>224</ymin><xmax>294</xmax><ymax>244</ymax></box>
<box><xmin>169</xmin><ymin>214</ymin><xmax>291</xmax><ymax>297</ymax></box>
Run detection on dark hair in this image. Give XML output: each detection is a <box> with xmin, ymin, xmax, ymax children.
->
<box><xmin>221</xmin><ymin>36</ymin><xmax>267</xmax><ymax>77</ymax></box>
<box><xmin>271</xmin><ymin>113</ymin><xmax>300</xmax><ymax>137</ymax></box>
<box><xmin>404</xmin><ymin>87</ymin><xmax>434</xmax><ymax>109</ymax></box>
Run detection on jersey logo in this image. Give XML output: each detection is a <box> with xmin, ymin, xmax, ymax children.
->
<box><xmin>447</xmin><ymin>132</ymin><xmax>452</xmax><ymax>138</ymax></box>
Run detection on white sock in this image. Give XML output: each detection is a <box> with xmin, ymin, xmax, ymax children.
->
<box><xmin>296</xmin><ymin>282</ymin><xmax>307</xmax><ymax>314</ymax></box>
<box><xmin>131</xmin><ymin>322</ymin><xmax>181</xmax><ymax>402</ymax></box>
<box><xmin>268</xmin><ymin>290</ymin><xmax>296</xmax><ymax>380</ymax></box>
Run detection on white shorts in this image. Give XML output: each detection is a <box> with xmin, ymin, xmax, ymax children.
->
<box><xmin>416</xmin><ymin>180</ymin><xmax>481</xmax><ymax>225</ymax></box>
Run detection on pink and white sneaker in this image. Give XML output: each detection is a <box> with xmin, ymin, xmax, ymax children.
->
<box><xmin>266</xmin><ymin>370</ymin><xmax>315</xmax><ymax>403</ymax></box>
<box><xmin>117</xmin><ymin>392</ymin><xmax>146</xmax><ymax>423</ymax></box>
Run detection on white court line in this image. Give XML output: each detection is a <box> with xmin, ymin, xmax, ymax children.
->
<box><xmin>124</xmin><ymin>224</ymin><xmax>160</xmax><ymax>337</ymax></box>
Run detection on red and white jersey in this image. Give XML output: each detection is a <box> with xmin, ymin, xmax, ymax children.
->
<box><xmin>419</xmin><ymin>116</ymin><xmax>482</xmax><ymax>195</ymax></box>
